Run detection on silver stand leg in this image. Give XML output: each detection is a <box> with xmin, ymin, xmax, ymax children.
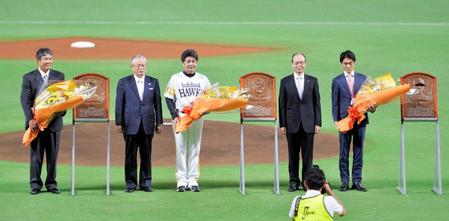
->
<box><xmin>106</xmin><ymin>122</ymin><xmax>111</xmax><ymax>196</ymax></box>
<box><xmin>398</xmin><ymin>122</ymin><xmax>407</xmax><ymax>195</ymax></box>
<box><xmin>433</xmin><ymin>121</ymin><xmax>443</xmax><ymax>195</ymax></box>
<box><xmin>71</xmin><ymin>124</ymin><xmax>76</xmax><ymax>196</ymax></box>
<box><xmin>239</xmin><ymin>122</ymin><xmax>246</xmax><ymax>195</ymax></box>
<box><xmin>274</xmin><ymin>121</ymin><xmax>280</xmax><ymax>194</ymax></box>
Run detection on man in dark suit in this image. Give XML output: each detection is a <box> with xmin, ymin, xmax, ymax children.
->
<box><xmin>21</xmin><ymin>48</ymin><xmax>65</xmax><ymax>194</ymax></box>
<box><xmin>279</xmin><ymin>53</ymin><xmax>322</xmax><ymax>192</ymax></box>
<box><xmin>115</xmin><ymin>55</ymin><xmax>163</xmax><ymax>193</ymax></box>
<box><xmin>332</xmin><ymin>50</ymin><xmax>375</xmax><ymax>192</ymax></box>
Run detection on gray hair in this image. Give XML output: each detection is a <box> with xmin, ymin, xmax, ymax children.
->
<box><xmin>36</xmin><ymin>48</ymin><xmax>53</xmax><ymax>60</ymax></box>
<box><xmin>130</xmin><ymin>55</ymin><xmax>147</xmax><ymax>65</ymax></box>
<box><xmin>291</xmin><ymin>52</ymin><xmax>307</xmax><ymax>63</ymax></box>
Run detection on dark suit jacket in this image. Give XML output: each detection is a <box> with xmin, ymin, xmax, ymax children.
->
<box><xmin>279</xmin><ymin>74</ymin><xmax>321</xmax><ymax>134</ymax></box>
<box><xmin>115</xmin><ymin>74</ymin><xmax>163</xmax><ymax>135</ymax></box>
<box><xmin>20</xmin><ymin>69</ymin><xmax>65</xmax><ymax>132</ymax></box>
<box><xmin>331</xmin><ymin>72</ymin><xmax>369</xmax><ymax>127</ymax></box>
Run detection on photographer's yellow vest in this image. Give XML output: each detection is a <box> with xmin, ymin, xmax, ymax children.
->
<box><xmin>293</xmin><ymin>195</ymin><xmax>333</xmax><ymax>221</ymax></box>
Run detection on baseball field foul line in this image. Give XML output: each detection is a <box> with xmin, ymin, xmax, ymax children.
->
<box><xmin>1</xmin><ymin>20</ymin><xmax>449</xmax><ymax>26</ymax></box>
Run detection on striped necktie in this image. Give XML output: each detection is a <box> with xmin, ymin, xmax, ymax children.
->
<box><xmin>346</xmin><ymin>75</ymin><xmax>354</xmax><ymax>96</ymax></box>
<box><xmin>43</xmin><ymin>74</ymin><xmax>49</xmax><ymax>85</ymax></box>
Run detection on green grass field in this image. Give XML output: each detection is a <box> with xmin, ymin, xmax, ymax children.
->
<box><xmin>1</xmin><ymin>0</ymin><xmax>448</xmax><ymax>220</ymax></box>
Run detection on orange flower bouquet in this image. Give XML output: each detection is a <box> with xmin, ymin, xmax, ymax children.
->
<box><xmin>22</xmin><ymin>80</ymin><xmax>97</xmax><ymax>146</ymax></box>
<box><xmin>336</xmin><ymin>73</ymin><xmax>411</xmax><ymax>133</ymax></box>
<box><xmin>175</xmin><ymin>85</ymin><xmax>249</xmax><ymax>133</ymax></box>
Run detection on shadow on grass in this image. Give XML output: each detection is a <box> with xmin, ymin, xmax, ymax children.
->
<box><xmin>5</xmin><ymin>177</ymin><xmax>438</xmax><ymax>195</ymax></box>
<box><xmin>65</xmin><ymin>179</ymin><xmax>289</xmax><ymax>191</ymax></box>
<box><xmin>0</xmin><ymin>179</ymin><xmax>289</xmax><ymax>194</ymax></box>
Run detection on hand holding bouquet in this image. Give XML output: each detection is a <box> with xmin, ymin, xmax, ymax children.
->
<box><xmin>22</xmin><ymin>80</ymin><xmax>97</xmax><ymax>146</ymax></box>
<box><xmin>175</xmin><ymin>85</ymin><xmax>249</xmax><ymax>133</ymax></box>
<box><xmin>336</xmin><ymin>73</ymin><xmax>410</xmax><ymax>133</ymax></box>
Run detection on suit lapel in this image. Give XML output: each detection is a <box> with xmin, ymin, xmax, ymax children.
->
<box><xmin>303</xmin><ymin>74</ymin><xmax>312</xmax><ymax>99</ymax></box>
<box><xmin>33</xmin><ymin>70</ymin><xmax>43</xmax><ymax>85</ymax></box>
<box><xmin>142</xmin><ymin>76</ymin><xmax>152</xmax><ymax>103</ymax></box>
<box><xmin>128</xmin><ymin>75</ymin><xmax>141</xmax><ymax>102</ymax></box>
<box><xmin>47</xmin><ymin>70</ymin><xmax>57</xmax><ymax>85</ymax></box>
<box><xmin>339</xmin><ymin>73</ymin><xmax>352</xmax><ymax>96</ymax></box>
<box><xmin>32</xmin><ymin>70</ymin><xmax>46</xmax><ymax>94</ymax></box>
<box><xmin>288</xmin><ymin>74</ymin><xmax>301</xmax><ymax>101</ymax></box>
<box><xmin>48</xmin><ymin>70</ymin><xmax>54</xmax><ymax>81</ymax></box>
<box><xmin>354</xmin><ymin>73</ymin><xmax>365</xmax><ymax>94</ymax></box>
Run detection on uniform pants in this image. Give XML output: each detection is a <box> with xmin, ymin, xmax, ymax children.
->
<box><xmin>173</xmin><ymin>117</ymin><xmax>204</xmax><ymax>187</ymax></box>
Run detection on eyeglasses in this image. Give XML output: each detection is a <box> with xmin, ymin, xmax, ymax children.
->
<box><xmin>293</xmin><ymin>61</ymin><xmax>306</xmax><ymax>65</ymax></box>
<box><xmin>132</xmin><ymin>63</ymin><xmax>146</xmax><ymax>67</ymax></box>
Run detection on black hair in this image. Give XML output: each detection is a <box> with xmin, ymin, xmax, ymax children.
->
<box><xmin>181</xmin><ymin>49</ymin><xmax>199</xmax><ymax>62</ymax></box>
<box><xmin>304</xmin><ymin>167</ymin><xmax>326</xmax><ymax>191</ymax></box>
<box><xmin>291</xmin><ymin>52</ymin><xmax>307</xmax><ymax>63</ymax></box>
<box><xmin>36</xmin><ymin>48</ymin><xmax>53</xmax><ymax>60</ymax></box>
<box><xmin>339</xmin><ymin>50</ymin><xmax>356</xmax><ymax>63</ymax></box>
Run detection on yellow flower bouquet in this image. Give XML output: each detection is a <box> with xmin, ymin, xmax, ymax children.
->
<box><xmin>22</xmin><ymin>80</ymin><xmax>97</xmax><ymax>146</ymax></box>
<box><xmin>175</xmin><ymin>85</ymin><xmax>249</xmax><ymax>133</ymax></box>
<box><xmin>337</xmin><ymin>73</ymin><xmax>410</xmax><ymax>133</ymax></box>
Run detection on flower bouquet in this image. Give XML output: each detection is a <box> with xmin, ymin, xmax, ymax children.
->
<box><xmin>175</xmin><ymin>85</ymin><xmax>249</xmax><ymax>133</ymax></box>
<box><xmin>336</xmin><ymin>73</ymin><xmax>411</xmax><ymax>133</ymax></box>
<box><xmin>22</xmin><ymin>80</ymin><xmax>97</xmax><ymax>146</ymax></box>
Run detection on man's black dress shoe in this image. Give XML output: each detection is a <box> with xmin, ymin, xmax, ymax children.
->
<box><xmin>48</xmin><ymin>188</ymin><xmax>60</xmax><ymax>194</ymax></box>
<box><xmin>30</xmin><ymin>189</ymin><xmax>40</xmax><ymax>195</ymax></box>
<box><xmin>339</xmin><ymin>182</ymin><xmax>349</xmax><ymax>192</ymax></box>
<box><xmin>125</xmin><ymin>187</ymin><xmax>136</xmax><ymax>193</ymax></box>
<box><xmin>351</xmin><ymin>182</ymin><xmax>367</xmax><ymax>192</ymax></box>
<box><xmin>288</xmin><ymin>183</ymin><xmax>298</xmax><ymax>192</ymax></box>
<box><xmin>190</xmin><ymin>185</ymin><xmax>200</xmax><ymax>192</ymax></box>
<box><xmin>140</xmin><ymin>187</ymin><xmax>153</xmax><ymax>192</ymax></box>
<box><xmin>177</xmin><ymin>186</ymin><xmax>186</xmax><ymax>192</ymax></box>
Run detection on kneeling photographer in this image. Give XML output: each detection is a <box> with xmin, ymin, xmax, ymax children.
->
<box><xmin>289</xmin><ymin>167</ymin><xmax>346</xmax><ymax>220</ymax></box>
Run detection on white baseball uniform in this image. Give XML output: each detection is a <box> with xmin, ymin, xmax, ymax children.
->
<box><xmin>164</xmin><ymin>71</ymin><xmax>211</xmax><ymax>187</ymax></box>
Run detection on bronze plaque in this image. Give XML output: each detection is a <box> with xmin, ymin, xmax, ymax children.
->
<box><xmin>73</xmin><ymin>73</ymin><xmax>110</xmax><ymax>121</ymax></box>
<box><xmin>400</xmin><ymin>72</ymin><xmax>438</xmax><ymax>121</ymax></box>
<box><xmin>240</xmin><ymin>72</ymin><xmax>276</xmax><ymax>120</ymax></box>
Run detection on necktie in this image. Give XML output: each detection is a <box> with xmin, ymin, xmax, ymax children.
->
<box><xmin>297</xmin><ymin>76</ymin><xmax>304</xmax><ymax>99</ymax></box>
<box><xmin>346</xmin><ymin>75</ymin><xmax>354</xmax><ymax>96</ymax></box>
<box><xmin>43</xmin><ymin>74</ymin><xmax>48</xmax><ymax>85</ymax></box>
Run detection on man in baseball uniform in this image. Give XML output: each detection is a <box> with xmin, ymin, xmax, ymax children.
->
<box><xmin>165</xmin><ymin>49</ymin><xmax>211</xmax><ymax>192</ymax></box>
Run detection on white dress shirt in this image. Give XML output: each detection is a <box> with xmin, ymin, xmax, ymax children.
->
<box><xmin>134</xmin><ymin>74</ymin><xmax>145</xmax><ymax>101</ymax></box>
<box><xmin>38</xmin><ymin>67</ymin><xmax>50</xmax><ymax>84</ymax></box>
<box><xmin>294</xmin><ymin>72</ymin><xmax>304</xmax><ymax>99</ymax></box>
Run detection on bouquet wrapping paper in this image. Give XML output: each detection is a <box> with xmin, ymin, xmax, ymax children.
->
<box><xmin>337</xmin><ymin>74</ymin><xmax>410</xmax><ymax>133</ymax></box>
<box><xmin>22</xmin><ymin>80</ymin><xmax>97</xmax><ymax>146</ymax></box>
<box><xmin>175</xmin><ymin>86</ymin><xmax>248</xmax><ymax>133</ymax></box>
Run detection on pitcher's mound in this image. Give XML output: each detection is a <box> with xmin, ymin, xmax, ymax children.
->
<box><xmin>0</xmin><ymin>120</ymin><xmax>338</xmax><ymax>166</ymax></box>
<box><xmin>0</xmin><ymin>37</ymin><xmax>272</xmax><ymax>60</ymax></box>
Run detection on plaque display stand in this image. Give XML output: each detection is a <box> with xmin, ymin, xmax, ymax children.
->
<box><xmin>239</xmin><ymin>73</ymin><xmax>280</xmax><ymax>195</ymax></box>
<box><xmin>239</xmin><ymin>119</ymin><xmax>280</xmax><ymax>195</ymax></box>
<box><xmin>398</xmin><ymin>120</ymin><xmax>442</xmax><ymax>195</ymax></box>
<box><xmin>71</xmin><ymin>73</ymin><xmax>110</xmax><ymax>196</ymax></box>
<box><xmin>398</xmin><ymin>72</ymin><xmax>442</xmax><ymax>195</ymax></box>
